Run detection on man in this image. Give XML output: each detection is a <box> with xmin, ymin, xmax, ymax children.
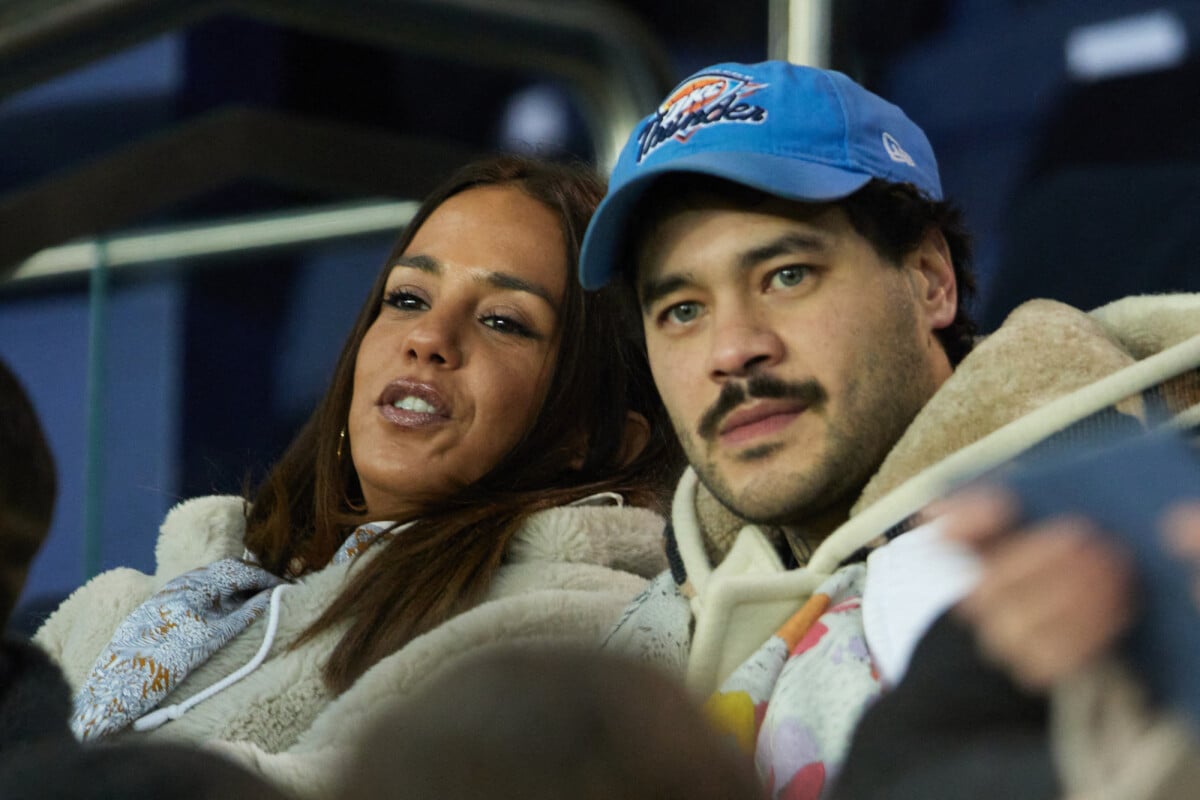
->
<box><xmin>580</xmin><ymin>60</ymin><xmax>1200</xmax><ymax>798</ymax></box>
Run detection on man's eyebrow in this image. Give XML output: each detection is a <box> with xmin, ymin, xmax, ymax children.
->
<box><xmin>738</xmin><ymin>232</ymin><xmax>828</xmax><ymax>272</ymax></box>
<box><xmin>638</xmin><ymin>232</ymin><xmax>828</xmax><ymax>313</ymax></box>
<box><xmin>639</xmin><ymin>274</ymin><xmax>694</xmax><ymax>314</ymax></box>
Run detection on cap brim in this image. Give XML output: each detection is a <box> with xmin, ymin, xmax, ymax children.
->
<box><xmin>579</xmin><ymin>150</ymin><xmax>874</xmax><ymax>289</ymax></box>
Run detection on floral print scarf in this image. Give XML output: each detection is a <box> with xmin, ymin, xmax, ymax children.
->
<box><xmin>70</xmin><ymin>521</ymin><xmax>395</xmax><ymax>741</ymax></box>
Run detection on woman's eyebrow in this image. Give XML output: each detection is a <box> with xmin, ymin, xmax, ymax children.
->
<box><xmin>392</xmin><ymin>256</ymin><xmax>559</xmax><ymax>314</ymax></box>
<box><xmin>483</xmin><ymin>271</ymin><xmax>559</xmax><ymax>313</ymax></box>
<box><xmin>392</xmin><ymin>254</ymin><xmax>440</xmax><ymax>274</ymax></box>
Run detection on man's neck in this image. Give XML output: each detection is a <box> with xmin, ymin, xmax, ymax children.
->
<box><xmin>782</xmin><ymin>497</ymin><xmax>855</xmax><ymax>564</ymax></box>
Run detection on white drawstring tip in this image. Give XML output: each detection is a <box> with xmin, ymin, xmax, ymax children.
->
<box><xmin>132</xmin><ymin>705</ymin><xmax>180</xmax><ymax>732</ymax></box>
<box><xmin>128</xmin><ymin>583</ymin><xmax>290</xmax><ymax>734</ymax></box>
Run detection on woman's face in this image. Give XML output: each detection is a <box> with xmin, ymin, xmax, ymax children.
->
<box><xmin>349</xmin><ymin>185</ymin><xmax>568</xmax><ymax>516</ymax></box>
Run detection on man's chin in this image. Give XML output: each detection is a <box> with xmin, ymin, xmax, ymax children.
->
<box><xmin>696</xmin><ymin>464</ymin><xmax>814</xmax><ymax>526</ymax></box>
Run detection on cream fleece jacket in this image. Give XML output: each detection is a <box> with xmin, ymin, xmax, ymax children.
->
<box><xmin>36</xmin><ymin>497</ymin><xmax>667</xmax><ymax>798</ymax></box>
<box><xmin>627</xmin><ymin>294</ymin><xmax>1200</xmax><ymax>799</ymax></box>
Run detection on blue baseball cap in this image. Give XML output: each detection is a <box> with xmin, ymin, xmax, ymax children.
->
<box><xmin>579</xmin><ymin>60</ymin><xmax>942</xmax><ymax>289</ymax></box>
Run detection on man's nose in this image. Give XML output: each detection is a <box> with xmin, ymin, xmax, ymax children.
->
<box><xmin>707</xmin><ymin>306</ymin><xmax>784</xmax><ymax>380</ymax></box>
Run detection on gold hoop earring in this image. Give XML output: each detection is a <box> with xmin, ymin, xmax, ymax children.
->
<box><xmin>337</xmin><ymin>426</ymin><xmax>347</xmax><ymax>460</ymax></box>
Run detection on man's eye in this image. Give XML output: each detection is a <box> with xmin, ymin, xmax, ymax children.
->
<box><xmin>383</xmin><ymin>290</ymin><xmax>427</xmax><ymax>311</ymax></box>
<box><xmin>769</xmin><ymin>266</ymin><xmax>809</xmax><ymax>289</ymax></box>
<box><xmin>665</xmin><ymin>301</ymin><xmax>702</xmax><ymax>325</ymax></box>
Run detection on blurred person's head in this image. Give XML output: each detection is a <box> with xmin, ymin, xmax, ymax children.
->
<box><xmin>0</xmin><ymin>740</ymin><xmax>291</xmax><ymax>800</ymax></box>
<box><xmin>244</xmin><ymin>155</ymin><xmax>683</xmax><ymax>693</ymax></box>
<box><xmin>0</xmin><ymin>360</ymin><xmax>56</xmax><ymax>626</ymax></box>
<box><xmin>578</xmin><ymin>61</ymin><xmax>975</xmax><ymax>541</ymax></box>
<box><xmin>339</xmin><ymin>647</ymin><xmax>763</xmax><ymax>800</ymax></box>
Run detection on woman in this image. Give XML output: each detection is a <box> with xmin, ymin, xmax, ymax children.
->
<box><xmin>36</xmin><ymin>156</ymin><xmax>682</xmax><ymax>797</ymax></box>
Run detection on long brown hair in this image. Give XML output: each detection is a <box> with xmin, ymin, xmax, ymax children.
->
<box><xmin>244</xmin><ymin>155</ymin><xmax>682</xmax><ymax>693</ymax></box>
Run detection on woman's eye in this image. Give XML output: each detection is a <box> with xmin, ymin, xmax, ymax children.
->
<box><xmin>664</xmin><ymin>301</ymin><xmax>702</xmax><ymax>325</ymax></box>
<box><xmin>768</xmin><ymin>265</ymin><xmax>810</xmax><ymax>289</ymax></box>
<box><xmin>481</xmin><ymin>315</ymin><xmax>535</xmax><ymax>339</ymax></box>
<box><xmin>383</xmin><ymin>290</ymin><xmax>428</xmax><ymax>311</ymax></box>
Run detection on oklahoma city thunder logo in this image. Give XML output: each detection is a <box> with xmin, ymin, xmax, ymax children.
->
<box><xmin>636</xmin><ymin>72</ymin><xmax>768</xmax><ymax>163</ymax></box>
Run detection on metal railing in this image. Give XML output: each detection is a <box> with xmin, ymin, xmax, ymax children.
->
<box><xmin>769</xmin><ymin>0</ymin><xmax>833</xmax><ymax>67</ymax></box>
<box><xmin>0</xmin><ymin>0</ymin><xmax>675</xmax><ymax>172</ymax></box>
<box><xmin>0</xmin><ymin>0</ymin><xmax>676</xmax><ymax>285</ymax></box>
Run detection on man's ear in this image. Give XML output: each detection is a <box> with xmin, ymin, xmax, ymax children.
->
<box><xmin>617</xmin><ymin>411</ymin><xmax>651</xmax><ymax>468</ymax></box>
<box><xmin>910</xmin><ymin>227</ymin><xmax>957</xmax><ymax>331</ymax></box>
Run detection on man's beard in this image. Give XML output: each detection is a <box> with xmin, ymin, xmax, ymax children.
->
<box><xmin>680</xmin><ymin>311</ymin><xmax>936</xmax><ymax>528</ymax></box>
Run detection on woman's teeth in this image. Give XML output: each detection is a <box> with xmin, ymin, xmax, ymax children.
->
<box><xmin>393</xmin><ymin>396</ymin><xmax>437</xmax><ymax>414</ymax></box>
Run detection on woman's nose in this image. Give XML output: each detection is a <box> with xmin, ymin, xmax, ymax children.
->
<box><xmin>402</xmin><ymin>311</ymin><xmax>463</xmax><ymax>368</ymax></box>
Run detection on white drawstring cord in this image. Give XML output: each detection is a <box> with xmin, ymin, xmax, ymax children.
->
<box><xmin>132</xmin><ymin>583</ymin><xmax>289</xmax><ymax>732</ymax></box>
<box><xmin>569</xmin><ymin>491</ymin><xmax>624</xmax><ymax>507</ymax></box>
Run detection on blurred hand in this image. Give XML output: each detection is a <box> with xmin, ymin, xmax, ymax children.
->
<box><xmin>1162</xmin><ymin>501</ymin><xmax>1200</xmax><ymax>607</ymax></box>
<box><xmin>936</xmin><ymin>488</ymin><xmax>1137</xmax><ymax>691</ymax></box>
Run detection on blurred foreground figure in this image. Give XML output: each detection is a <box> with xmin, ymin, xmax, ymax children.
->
<box><xmin>339</xmin><ymin>647</ymin><xmax>763</xmax><ymax>800</ymax></box>
<box><xmin>944</xmin><ymin>432</ymin><xmax>1200</xmax><ymax>800</ymax></box>
<box><xmin>2</xmin><ymin>358</ymin><xmax>291</xmax><ymax>797</ymax></box>
<box><xmin>0</xmin><ymin>359</ymin><xmax>56</xmax><ymax>628</ymax></box>
<box><xmin>0</xmin><ymin>740</ymin><xmax>291</xmax><ymax>800</ymax></box>
<box><xmin>835</xmin><ymin>428</ymin><xmax>1200</xmax><ymax>800</ymax></box>
<box><xmin>0</xmin><ymin>359</ymin><xmax>71</xmax><ymax>752</ymax></box>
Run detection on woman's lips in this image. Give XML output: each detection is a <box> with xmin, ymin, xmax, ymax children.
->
<box><xmin>376</xmin><ymin>380</ymin><xmax>450</xmax><ymax>428</ymax></box>
<box><xmin>717</xmin><ymin>400</ymin><xmax>807</xmax><ymax>447</ymax></box>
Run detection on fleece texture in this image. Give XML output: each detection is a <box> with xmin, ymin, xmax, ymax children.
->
<box><xmin>599</xmin><ymin>293</ymin><xmax>1200</xmax><ymax>791</ymax></box>
<box><xmin>653</xmin><ymin>295</ymin><xmax>1200</xmax><ymax>697</ymax></box>
<box><xmin>36</xmin><ymin>499</ymin><xmax>667</xmax><ymax>798</ymax></box>
<box><xmin>651</xmin><ymin>294</ymin><xmax>1200</xmax><ymax>798</ymax></box>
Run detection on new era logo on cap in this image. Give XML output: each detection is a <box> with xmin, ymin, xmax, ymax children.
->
<box><xmin>882</xmin><ymin>132</ymin><xmax>916</xmax><ymax>167</ymax></box>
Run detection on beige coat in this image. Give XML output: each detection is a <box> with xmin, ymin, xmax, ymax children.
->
<box><xmin>36</xmin><ymin>495</ymin><xmax>667</xmax><ymax>798</ymax></box>
<box><xmin>662</xmin><ymin>294</ymin><xmax>1200</xmax><ymax>697</ymax></box>
<box><xmin>623</xmin><ymin>294</ymin><xmax>1200</xmax><ymax>795</ymax></box>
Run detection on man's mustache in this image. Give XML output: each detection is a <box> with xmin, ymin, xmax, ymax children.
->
<box><xmin>697</xmin><ymin>375</ymin><xmax>825</xmax><ymax>440</ymax></box>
